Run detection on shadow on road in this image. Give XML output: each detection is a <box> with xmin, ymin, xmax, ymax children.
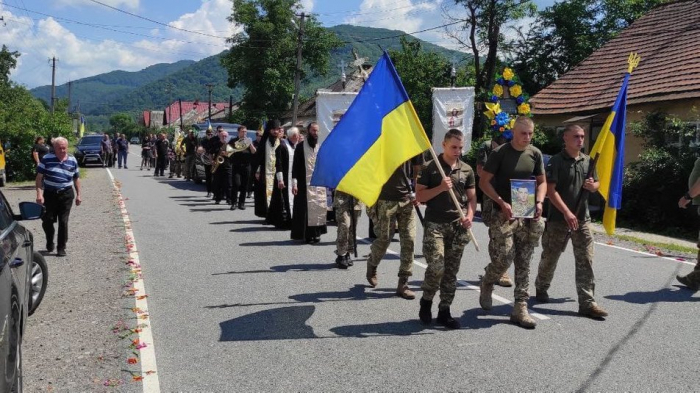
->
<box><xmin>239</xmin><ymin>239</ymin><xmax>297</xmax><ymax>247</ymax></box>
<box><xmin>219</xmin><ymin>305</ymin><xmax>318</xmax><ymax>341</ymax></box>
<box><xmin>330</xmin><ymin>319</ymin><xmax>435</xmax><ymax>338</ymax></box>
<box><xmin>460</xmin><ymin>305</ymin><xmax>516</xmax><ymax>329</ymax></box>
<box><xmin>212</xmin><ymin>262</ymin><xmax>336</xmax><ymax>275</ymax></box>
<box><xmin>605</xmin><ymin>286</ymin><xmax>699</xmax><ymax>304</ymax></box>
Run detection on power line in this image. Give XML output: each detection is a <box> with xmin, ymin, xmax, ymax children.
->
<box><xmin>87</xmin><ymin>0</ymin><xmax>229</xmax><ymax>39</ymax></box>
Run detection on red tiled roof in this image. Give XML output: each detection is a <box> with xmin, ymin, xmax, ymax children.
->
<box><xmin>164</xmin><ymin>101</ymin><xmax>230</xmax><ymax>124</ymax></box>
<box><xmin>142</xmin><ymin>111</ymin><xmax>151</xmax><ymax>127</ymax></box>
<box><xmin>530</xmin><ymin>0</ymin><xmax>700</xmax><ymax>115</ymax></box>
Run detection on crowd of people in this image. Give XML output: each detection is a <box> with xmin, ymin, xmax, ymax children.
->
<box><xmin>36</xmin><ymin>113</ymin><xmax>700</xmax><ymax>331</ymax></box>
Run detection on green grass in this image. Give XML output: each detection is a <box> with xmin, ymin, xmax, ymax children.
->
<box><xmin>604</xmin><ymin>233</ymin><xmax>697</xmax><ymax>255</ymax></box>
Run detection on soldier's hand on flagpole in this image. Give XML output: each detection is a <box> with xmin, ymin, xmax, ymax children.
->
<box><xmin>460</xmin><ymin>215</ymin><xmax>472</xmax><ymax>229</ymax></box>
<box><xmin>440</xmin><ymin>177</ymin><xmax>453</xmax><ymax>192</ymax></box>
<box><xmin>583</xmin><ymin>177</ymin><xmax>597</xmax><ymax>192</ymax></box>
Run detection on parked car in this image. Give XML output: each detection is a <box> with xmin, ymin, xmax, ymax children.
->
<box><xmin>0</xmin><ymin>195</ymin><xmax>48</xmax><ymax>392</ymax></box>
<box><xmin>74</xmin><ymin>135</ymin><xmax>104</xmax><ymax>167</ymax></box>
<box><xmin>130</xmin><ymin>137</ymin><xmax>140</xmax><ymax>145</ymax></box>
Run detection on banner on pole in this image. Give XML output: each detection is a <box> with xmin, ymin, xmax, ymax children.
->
<box><xmin>431</xmin><ymin>87</ymin><xmax>475</xmax><ymax>154</ymax></box>
<box><xmin>315</xmin><ymin>91</ymin><xmax>358</xmax><ymax>145</ymax></box>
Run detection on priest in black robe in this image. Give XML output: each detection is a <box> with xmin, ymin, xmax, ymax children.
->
<box><xmin>252</xmin><ymin>119</ymin><xmax>282</xmax><ymax>218</ymax></box>
<box><xmin>266</xmin><ymin>127</ymin><xmax>301</xmax><ymax>228</ymax></box>
<box><xmin>291</xmin><ymin>122</ymin><xmax>328</xmax><ymax>243</ymax></box>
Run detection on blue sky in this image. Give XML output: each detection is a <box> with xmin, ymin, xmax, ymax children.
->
<box><xmin>0</xmin><ymin>0</ymin><xmax>556</xmax><ymax>88</ymax></box>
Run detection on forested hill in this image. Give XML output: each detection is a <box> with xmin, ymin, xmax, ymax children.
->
<box><xmin>30</xmin><ymin>25</ymin><xmax>469</xmax><ymax>128</ymax></box>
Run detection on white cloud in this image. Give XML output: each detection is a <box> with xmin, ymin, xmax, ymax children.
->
<box><xmin>0</xmin><ymin>0</ymin><xmax>240</xmax><ymax>88</ymax></box>
<box><xmin>344</xmin><ymin>0</ymin><xmax>438</xmax><ymax>33</ymax></box>
<box><xmin>299</xmin><ymin>0</ymin><xmax>314</xmax><ymax>13</ymax></box>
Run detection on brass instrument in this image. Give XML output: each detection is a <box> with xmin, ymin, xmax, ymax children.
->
<box><xmin>231</xmin><ymin>137</ymin><xmax>252</xmax><ymax>153</ymax></box>
<box><xmin>211</xmin><ymin>144</ymin><xmax>235</xmax><ymax>174</ymax></box>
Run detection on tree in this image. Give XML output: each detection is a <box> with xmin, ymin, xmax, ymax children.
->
<box><xmin>109</xmin><ymin>113</ymin><xmax>138</xmax><ymax>136</ymax></box>
<box><xmin>389</xmin><ymin>37</ymin><xmax>475</xmax><ymax>139</ymax></box>
<box><xmin>508</xmin><ymin>0</ymin><xmax>664</xmax><ymax>95</ymax></box>
<box><xmin>0</xmin><ymin>45</ymin><xmax>20</xmax><ymax>86</ymax></box>
<box><xmin>444</xmin><ymin>0</ymin><xmax>536</xmax><ymax>134</ymax></box>
<box><xmin>221</xmin><ymin>0</ymin><xmax>342</xmax><ymax>121</ymax></box>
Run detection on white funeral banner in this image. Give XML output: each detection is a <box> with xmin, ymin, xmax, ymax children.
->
<box><xmin>315</xmin><ymin>91</ymin><xmax>358</xmax><ymax>145</ymax></box>
<box><xmin>431</xmin><ymin>87</ymin><xmax>475</xmax><ymax>154</ymax></box>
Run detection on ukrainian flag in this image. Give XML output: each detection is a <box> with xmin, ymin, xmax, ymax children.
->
<box><xmin>589</xmin><ymin>72</ymin><xmax>631</xmax><ymax>235</ymax></box>
<box><xmin>310</xmin><ymin>52</ymin><xmax>431</xmax><ymax>206</ymax></box>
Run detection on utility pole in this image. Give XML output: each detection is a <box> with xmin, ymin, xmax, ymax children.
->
<box><xmin>67</xmin><ymin>80</ymin><xmax>72</xmax><ymax>114</ymax></box>
<box><xmin>50</xmin><ymin>57</ymin><xmax>57</xmax><ymax>114</ymax></box>
<box><xmin>291</xmin><ymin>12</ymin><xmax>305</xmax><ymax>128</ymax></box>
<box><xmin>205</xmin><ymin>83</ymin><xmax>215</xmax><ymax>122</ymax></box>
<box><xmin>450</xmin><ymin>57</ymin><xmax>457</xmax><ymax>88</ymax></box>
<box><xmin>164</xmin><ymin>82</ymin><xmax>173</xmax><ymax>127</ymax></box>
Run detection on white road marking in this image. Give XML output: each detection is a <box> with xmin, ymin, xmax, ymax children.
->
<box><xmin>356</xmin><ymin>237</ymin><xmax>549</xmax><ymax>320</ymax></box>
<box><xmin>107</xmin><ymin>169</ymin><xmax>161</xmax><ymax>393</ymax></box>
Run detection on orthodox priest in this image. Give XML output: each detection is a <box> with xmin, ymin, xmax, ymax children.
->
<box><xmin>291</xmin><ymin>122</ymin><xmax>327</xmax><ymax>243</ymax></box>
<box><xmin>267</xmin><ymin>127</ymin><xmax>301</xmax><ymax>228</ymax></box>
<box><xmin>252</xmin><ymin>119</ymin><xmax>282</xmax><ymax>218</ymax></box>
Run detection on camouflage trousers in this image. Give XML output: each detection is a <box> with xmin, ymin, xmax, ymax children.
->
<box><xmin>421</xmin><ymin>221</ymin><xmax>471</xmax><ymax>309</ymax></box>
<box><xmin>535</xmin><ymin>221</ymin><xmax>596</xmax><ymax>306</ymax></box>
<box><xmin>334</xmin><ymin>191</ymin><xmax>362</xmax><ymax>256</ymax></box>
<box><xmin>483</xmin><ymin>215</ymin><xmax>544</xmax><ymax>302</ymax></box>
<box><xmin>366</xmin><ymin>199</ymin><xmax>415</xmax><ymax>277</ymax></box>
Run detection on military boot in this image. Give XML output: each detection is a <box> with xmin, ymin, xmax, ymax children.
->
<box><xmin>677</xmin><ymin>274</ymin><xmax>700</xmax><ymax>291</ymax></box>
<box><xmin>345</xmin><ymin>253</ymin><xmax>354</xmax><ymax>267</ymax></box>
<box><xmin>535</xmin><ymin>289</ymin><xmax>549</xmax><ymax>303</ymax></box>
<box><xmin>335</xmin><ymin>254</ymin><xmax>349</xmax><ymax>269</ymax></box>
<box><xmin>479</xmin><ymin>280</ymin><xmax>494</xmax><ymax>310</ymax></box>
<box><xmin>396</xmin><ymin>277</ymin><xmax>415</xmax><ymax>300</ymax></box>
<box><xmin>366</xmin><ymin>266</ymin><xmax>378</xmax><ymax>288</ymax></box>
<box><xmin>510</xmin><ymin>302</ymin><xmax>536</xmax><ymax>329</ymax></box>
<box><xmin>419</xmin><ymin>298</ymin><xmax>432</xmax><ymax>324</ymax></box>
<box><xmin>497</xmin><ymin>272</ymin><xmax>513</xmax><ymax>287</ymax></box>
<box><xmin>578</xmin><ymin>303</ymin><xmax>609</xmax><ymax>319</ymax></box>
<box><xmin>436</xmin><ymin>308</ymin><xmax>460</xmax><ymax>329</ymax></box>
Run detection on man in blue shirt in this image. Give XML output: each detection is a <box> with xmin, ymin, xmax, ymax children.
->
<box><xmin>35</xmin><ymin>137</ymin><xmax>82</xmax><ymax>257</ymax></box>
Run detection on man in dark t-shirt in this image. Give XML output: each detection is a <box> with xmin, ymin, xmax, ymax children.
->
<box><xmin>478</xmin><ymin>116</ymin><xmax>546</xmax><ymax>329</ymax></box>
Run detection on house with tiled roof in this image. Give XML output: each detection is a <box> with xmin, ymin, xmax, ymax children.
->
<box><xmin>141</xmin><ymin>100</ymin><xmax>235</xmax><ymax>129</ymax></box>
<box><xmin>529</xmin><ymin>0</ymin><xmax>700</xmax><ymax>163</ymax></box>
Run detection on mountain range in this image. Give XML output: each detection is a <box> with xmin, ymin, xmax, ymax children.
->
<box><xmin>30</xmin><ymin>25</ymin><xmax>469</xmax><ymax>129</ymax></box>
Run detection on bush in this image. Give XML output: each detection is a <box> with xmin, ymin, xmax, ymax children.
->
<box><xmin>619</xmin><ymin>111</ymin><xmax>698</xmax><ymax>237</ymax></box>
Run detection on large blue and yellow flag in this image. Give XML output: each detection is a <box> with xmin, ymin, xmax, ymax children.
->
<box><xmin>310</xmin><ymin>52</ymin><xmax>431</xmax><ymax>206</ymax></box>
<box><xmin>589</xmin><ymin>53</ymin><xmax>639</xmax><ymax>235</ymax></box>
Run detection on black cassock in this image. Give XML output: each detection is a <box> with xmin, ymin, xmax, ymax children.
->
<box><xmin>290</xmin><ymin>143</ymin><xmax>327</xmax><ymax>242</ymax></box>
<box><xmin>266</xmin><ymin>141</ymin><xmax>293</xmax><ymax>229</ymax></box>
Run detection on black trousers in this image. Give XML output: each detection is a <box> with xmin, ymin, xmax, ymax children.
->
<box><xmin>231</xmin><ymin>164</ymin><xmax>250</xmax><ymax>205</ymax></box>
<box><xmin>42</xmin><ymin>188</ymin><xmax>74</xmax><ymax>250</ymax></box>
<box><xmin>214</xmin><ymin>164</ymin><xmax>232</xmax><ymax>203</ymax></box>
<box><xmin>155</xmin><ymin>156</ymin><xmax>167</xmax><ymax>176</ymax></box>
<box><xmin>204</xmin><ymin>164</ymin><xmax>213</xmax><ymax>193</ymax></box>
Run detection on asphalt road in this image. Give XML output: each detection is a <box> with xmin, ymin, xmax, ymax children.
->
<box><xmin>113</xmin><ymin>158</ymin><xmax>700</xmax><ymax>392</ymax></box>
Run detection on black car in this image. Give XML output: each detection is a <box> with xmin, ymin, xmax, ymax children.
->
<box><xmin>0</xmin><ymin>194</ymin><xmax>48</xmax><ymax>392</ymax></box>
<box><xmin>74</xmin><ymin>135</ymin><xmax>104</xmax><ymax>167</ymax></box>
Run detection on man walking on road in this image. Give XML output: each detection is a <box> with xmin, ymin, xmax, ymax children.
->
<box><xmin>677</xmin><ymin>157</ymin><xmax>700</xmax><ymax>290</ymax></box>
<box><xmin>416</xmin><ymin>129</ymin><xmax>476</xmax><ymax>329</ymax></box>
<box><xmin>116</xmin><ymin>133</ymin><xmax>129</xmax><ymax>169</ymax></box>
<box><xmin>154</xmin><ymin>133</ymin><xmax>169</xmax><ymax>177</ymax></box>
<box><xmin>181</xmin><ymin>130</ymin><xmax>197</xmax><ymax>181</ymax></box>
<box><xmin>478</xmin><ymin>117</ymin><xmax>546</xmax><ymax>329</ymax></box>
<box><xmin>35</xmin><ymin>137</ymin><xmax>81</xmax><ymax>257</ymax></box>
<box><xmin>365</xmin><ymin>154</ymin><xmax>423</xmax><ymax>300</ymax></box>
<box><xmin>533</xmin><ymin>124</ymin><xmax>608</xmax><ymax>319</ymax></box>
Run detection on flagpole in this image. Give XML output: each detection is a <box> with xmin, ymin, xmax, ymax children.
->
<box><xmin>426</xmin><ymin>146</ymin><xmax>480</xmax><ymax>252</ymax></box>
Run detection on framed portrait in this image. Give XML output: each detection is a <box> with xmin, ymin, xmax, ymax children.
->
<box><xmin>510</xmin><ymin>179</ymin><xmax>536</xmax><ymax>218</ymax></box>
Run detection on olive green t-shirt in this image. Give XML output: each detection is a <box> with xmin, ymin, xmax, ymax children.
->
<box><xmin>378</xmin><ymin>154</ymin><xmax>425</xmax><ymax>201</ymax></box>
<box><xmin>483</xmin><ymin>143</ymin><xmax>544</xmax><ymax>207</ymax></box>
<box><xmin>417</xmin><ymin>154</ymin><xmax>475</xmax><ymax>223</ymax></box>
<box><xmin>689</xmin><ymin>158</ymin><xmax>700</xmax><ymax>205</ymax></box>
<box><xmin>546</xmin><ymin>150</ymin><xmax>598</xmax><ymax>222</ymax></box>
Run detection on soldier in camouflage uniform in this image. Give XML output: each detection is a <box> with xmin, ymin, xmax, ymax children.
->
<box><xmin>477</xmin><ymin>135</ymin><xmax>514</xmax><ymax>287</ymax></box>
<box><xmin>416</xmin><ymin>129</ymin><xmax>476</xmax><ymax>329</ymax></box>
<box><xmin>534</xmin><ymin>125</ymin><xmax>608</xmax><ymax>319</ymax></box>
<box><xmin>478</xmin><ymin>117</ymin><xmax>546</xmax><ymax>329</ymax></box>
<box><xmin>365</xmin><ymin>155</ymin><xmax>424</xmax><ymax>300</ymax></box>
<box><xmin>676</xmin><ymin>157</ymin><xmax>700</xmax><ymax>290</ymax></box>
<box><xmin>334</xmin><ymin>190</ymin><xmax>362</xmax><ymax>269</ymax></box>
